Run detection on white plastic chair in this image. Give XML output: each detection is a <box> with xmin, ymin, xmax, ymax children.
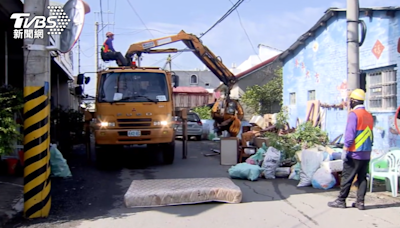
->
<box><xmin>369</xmin><ymin>149</ymin><xmax>400</xmax><ymax>197</ymax></box>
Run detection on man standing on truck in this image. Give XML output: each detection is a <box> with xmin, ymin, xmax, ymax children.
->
<box><xmin>101</xmin><ymin>32</ymin><xmax>129</xmax><ymax>66</ymax></box>
<box><xmin>328</xmin><ymin>89</ymin><xmax>373</xmax><ymax>210</ymax></box>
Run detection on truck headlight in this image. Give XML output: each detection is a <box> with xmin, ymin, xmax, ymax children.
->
<box><xmin>154</xmin><ymin>121</ymin><xmax>168</xmax><ymax>126</ymax></box>
<box><xmin>100</xmin><ymin>122</ymin><xmax>115</xmax><ymax>127</ymax></box>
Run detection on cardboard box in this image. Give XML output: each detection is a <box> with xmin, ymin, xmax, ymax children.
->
<box><xmin>249</xmin><ymin>116</ymin><xmax>266</xmax><ymax>129</ymax></box>
<box><xmin>252</xmin><ymin>126</ymin><xmax>262</xmax><ymax>131</ymax></box>
<box><xmin>254</xmin><ymin>137</ymin><xmax>269</xmax><ymax>148</ymax></box>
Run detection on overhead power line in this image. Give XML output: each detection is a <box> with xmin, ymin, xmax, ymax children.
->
<box><xmin>200</xmin><ymin>0</ymin><xmax>244</xmax><ymax>38</ymax></box>
<box><xmin>99</xmin><ymin>0</ymin><xmax>105</xmax><ymax>33</ymax></box>
<box><xmin>229</xmin><ymin>0</ymin><xmax>261</xmax><ymax>61</ymax></box>
<box><xmin>151</xmin><ymin>0</ymin><xmax>245</xmax><ymax>66</ymax></box>
<box><xmin>126</xmin><ymin>0</ymin><xmax>154</xmax><ymax>38</ymax></box>
<box><xmin>112</xmin><ymin>0</ymin><xmax>117</xmax><ymax>32</ymax></box>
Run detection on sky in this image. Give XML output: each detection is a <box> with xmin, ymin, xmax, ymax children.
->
<box><xmin>63</xmin><ymin>0</ymin><xmax>399</xmax><ymax>96</ymax></box>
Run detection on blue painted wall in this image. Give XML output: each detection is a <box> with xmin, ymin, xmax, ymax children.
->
<box><xmin>282</xmin><ymin>10</ymin><xmax>400</xmax><ymax>157</ymax></box>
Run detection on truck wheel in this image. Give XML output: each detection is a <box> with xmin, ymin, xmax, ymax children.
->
<box><xmin>195</xmin><ymin>135</ymin><xmax>202</xmax><ymax>141</ymax></box>
<box><xmin>161</xmin><ymin>142</ymin><xmax>175</xmax><ymax>164</ymax></box>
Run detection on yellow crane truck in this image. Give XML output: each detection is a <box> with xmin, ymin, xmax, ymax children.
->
<box><xmin>123</xmin><ymin>30</ymin><xmax>244</xmax><ymax>137</ymax></box>
<box><xmin>88</xmin><ymin>30</ymin><xmax>243</xmax><ymax>166</ymax></box>
<box><xmin>92</xmin><ymin>66</ymin><xmax>179</xmax><ymax>165</ymax></box>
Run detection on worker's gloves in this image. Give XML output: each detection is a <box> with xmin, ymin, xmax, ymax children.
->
<box><xmin>341</xmin><ymin>150</ymin><xmax>348</xmax><ymax>162</ymax></box>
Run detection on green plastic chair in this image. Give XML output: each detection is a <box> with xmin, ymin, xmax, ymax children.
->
<box><xmin>369</xmin><ymin>148</ymin><xmax>400</xmax><ymax>197</ymax></box>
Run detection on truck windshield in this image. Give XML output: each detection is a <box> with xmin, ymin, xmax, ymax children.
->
<box><xmin>99</xmin><ymin>72</ymin><xmax>169</xmax><ymax>103</ymax></box>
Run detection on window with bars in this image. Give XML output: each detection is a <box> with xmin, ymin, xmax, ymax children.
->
<box><xmin>308</xmin><ymin>90</ymin><xmax>316</xmax><ymax>101</ymax></box>
<box><xmin>367</xmin><ymin>68</ymin><xmax>397</xmax><ymax>111</ymax></box>
<box><xmin>289</xmin><ymin>92</ymin><xmax>296</xmax><ymax>105</ymax></box>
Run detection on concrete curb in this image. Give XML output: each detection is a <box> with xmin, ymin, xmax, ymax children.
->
<box><xmin>0</xmin><ymin>197</ymin><xmax>23</xmax><ymax>228</ymax></box>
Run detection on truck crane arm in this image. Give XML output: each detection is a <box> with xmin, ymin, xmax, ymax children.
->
<box><xmin>125</xmin><ymin>30</ymin><xmax>237</xmax><ymax>90</ymax></box>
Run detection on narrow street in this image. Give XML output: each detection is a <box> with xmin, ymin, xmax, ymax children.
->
<box><xmin>4</xmin><ymin>140</ymin><xmax>400</xmax><ymax>228</ymax></box>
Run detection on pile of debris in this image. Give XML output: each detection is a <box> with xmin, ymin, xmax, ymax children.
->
<box><xmin>228</xmin><ymin>104</ymin><xmax>346</xmax><ymax>190</ymax></box>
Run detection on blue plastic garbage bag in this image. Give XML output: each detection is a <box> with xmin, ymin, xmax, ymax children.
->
<box><xmin>246</xmin><ymin>147</ymin><xmax>266</xmax><ymax>165</ymax></box>
<box><xmin>331</xmin><ymin>152</ymin><xmax>342</xmax><ymax>160</ymax></box>
<box><xmin>228</xmin><ymin>163</ymin><xmax>264</xmax><ymax>181</ymax></box>
<box><xmin>261</xmin><ymin>142</ymin><xmax>268</xmax><ymax>151</ymax></box>
<box><xmin>311</xmin><ymin>167</ymin><xmax>336</xmax><ymax>190</ymax></box>
<box><xmin>49</xmin><ymin>144</ymin><xmax>72</xmax><ymax>178</ymax></box>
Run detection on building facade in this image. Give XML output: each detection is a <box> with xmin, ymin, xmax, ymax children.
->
<box><xmin>173</xmin><ymin>70</ymin><xmax>222</xmax><ymax>90</ymax></box>
<box><xmin>215</xmin><ymin>55</ymin><xmax>282</xmax><ymax>120</ymax></box>
<box><xmin>281</xmin><ymin>7</ymin><xmax>400</xmax><ymax>154</ymax></box>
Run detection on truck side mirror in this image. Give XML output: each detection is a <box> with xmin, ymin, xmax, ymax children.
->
<box><xmin>77</xmin><ymin>74</ymin><xmax>85</xmax><ymax>85</ymax></box>
<box><xmin>85</xmin><ymin>77</ymin><xmax>91</xmax><ymax>84</ymax></box>
<box><xmin>172</xmin><ymin>75</ymin><xmax>179</xmax><ymax>88</ymax></box>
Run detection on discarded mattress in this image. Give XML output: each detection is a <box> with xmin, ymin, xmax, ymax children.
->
<box><xmin>124</xmin><ymin>177</ymin><xmax>242</xmax><ymax>208</ymax></box>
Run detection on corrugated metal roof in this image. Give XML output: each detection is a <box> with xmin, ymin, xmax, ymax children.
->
<box><xmin>279</xmin><ymin>6</ymin><xmax>400</xmax><ymax>61</ymax></box>
<box><xmin>173</xmin><ymin>86</ymin><xmax>210</xmax><ymax>94</ymax></box>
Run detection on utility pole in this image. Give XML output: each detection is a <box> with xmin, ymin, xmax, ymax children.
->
<box><xmin>23</xmin><ymin>0</ymin><xmax>52</xmax><ymax>219</ymax></box>
<box><xmin>94</xmin><ymin>11</ymin><xmax>114</xmax><ymax>34</ymax></box>
<box><xmin>347</xmin><ymin>0</ymin><xmax>360</xmax><ymax>92</ymax></box>
<box><xmin>95</xmin><ymin>22</ymin><xmax>99</xmax><ymax>72</ymax></box>
<box><xmin>94</xmin><ymin>11</ymin><xmax>114</xmax><ymax>70</ymax></box>
<box><xmin>168</xmin><ymin>54</ymin><xmax>172</xmax><ymax>71</ymax></box>
<box><xmin>77</xmin><ymin>39</ymin><xmax>81</xmax><ymax>73</ymax></box>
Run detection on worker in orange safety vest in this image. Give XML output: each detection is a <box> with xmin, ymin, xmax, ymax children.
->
<box><xmin>328</xmin><ymin>88</ymin><xmax>374</xmax><ymax>210</ymax></box>
<box><xmin>100</xmin><ymin>32</ymin><xmax>129</xmax><ymax>66</ymax></box>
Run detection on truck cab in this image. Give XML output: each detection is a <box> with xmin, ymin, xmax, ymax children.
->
<box><xmin>93</xmin><ymin>66</ymin><xmax>179</xmax><ymax>165</ymax></box>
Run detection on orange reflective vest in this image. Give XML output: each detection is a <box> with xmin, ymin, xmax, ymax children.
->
<box><xmin>101</xmin><ymin>40</ymin><xmax>110</xmax><ymax>53</ymax></box>
<box><xmin>348</xmin><ymin>108</ymin><xmax>373</xmax><ymax>152</ymax></box>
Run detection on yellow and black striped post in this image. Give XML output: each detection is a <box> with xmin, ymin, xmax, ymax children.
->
<box><xmin>22</xmin><ymin>0</ymin><xmax>52</xmax><ymax>219</ymax></box>
<box><xmin>23</xmin><ymin>86</ymin><xmax>52</xmax><ymax>218</ymax></box>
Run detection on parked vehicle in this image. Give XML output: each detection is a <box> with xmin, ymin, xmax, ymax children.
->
<box><xmin>89</xmin><ymin>67</ymin><xmax>179</xmax><ymax>166</ymax></box>
<box><xmin>173</xmin><ymin>111</ymin><xmax>203</xmax><ymax>140</ymax></box>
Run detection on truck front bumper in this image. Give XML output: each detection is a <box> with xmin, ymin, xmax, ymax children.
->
<box><xmin>94</xmin><ymin>128</ymin><xmax>175</xmax><ymax>145</ymax></box>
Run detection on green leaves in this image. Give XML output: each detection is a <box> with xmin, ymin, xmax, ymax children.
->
<box><xmin>264</xmin><ymin>131</ymin><xmax>300</xmax><ymax>159</ymax></box>
<box><xmin>191</xmin><ymin>106</ymin><xmax>212</xmax><ymax>120</ymax></box>
<box><xmin>275</xmin><ymin>106</ymin><xmax>289</xmax><ymax>130</ymax></box>
<box><xmin>241</xmin><ymin>68</ymin><xmax>283</xmax><ymax>114</ymax></box>
<box><xmin>0</xmin><ymin>86</ymin><xmax>24</xmax><ymax>156</ymax></box>
<box><xmin>291</xmin><ymin>122</ymin><xmax>329</xmax><ymax>148</ymax></box>
<box><xmin>263</xmin><ymin>121</ymin><xmax>329</xmax><ymax>160</ymax></box>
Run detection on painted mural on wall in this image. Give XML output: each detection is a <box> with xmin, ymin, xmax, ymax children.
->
<box><xmin>283</xmin><ymin>10</ymin><xmax>400</xmax><ymax>152</ymax></box>
<box><xmin>283</xmin><ymin>14</ymin><xmax>348</xmax><ymax>137</ymax></box>
<box><xmin>368</xmin><ymin>113</ymin><xmax>400</xmax><ymax>159</ymax></box>
<box><xmin>388</xmin><ymin>115</ymin><xmax>400</xmax><ymax>146</ymax></box>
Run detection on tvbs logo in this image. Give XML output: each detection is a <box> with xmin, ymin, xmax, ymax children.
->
<box><xmin>10</xmin><ymin>5</ymin><xmax>70</xmax><ymax>39</ymax></box>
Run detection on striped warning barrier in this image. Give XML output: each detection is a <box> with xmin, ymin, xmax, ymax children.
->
<box><xmin>23</xmin><ymin>86</ymin><xmax>51</xmax><ymax>218</ymax></box>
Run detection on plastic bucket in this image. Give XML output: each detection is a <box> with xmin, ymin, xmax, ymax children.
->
<box><xmin>6</xmin><ymin>158</ymin><xmax>19</xmax><ymax>175</ymax></box>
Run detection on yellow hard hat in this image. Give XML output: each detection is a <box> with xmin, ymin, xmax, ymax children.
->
<box><xmin>350</xmin><ymin>89</ymin><xmax>365</xmax><ymax>101</ymax></box>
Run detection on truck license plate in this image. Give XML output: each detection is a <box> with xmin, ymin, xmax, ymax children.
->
<box><xmin>127</xmin><ymin>130</ymin><xmax>141</xmax><ymax>137</ymax></box>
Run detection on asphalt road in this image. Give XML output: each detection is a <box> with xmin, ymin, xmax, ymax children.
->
<box><xmin>5</xmin><ymin>140</ymin><xmax>400</xmax><ymax>228</ymax></box>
